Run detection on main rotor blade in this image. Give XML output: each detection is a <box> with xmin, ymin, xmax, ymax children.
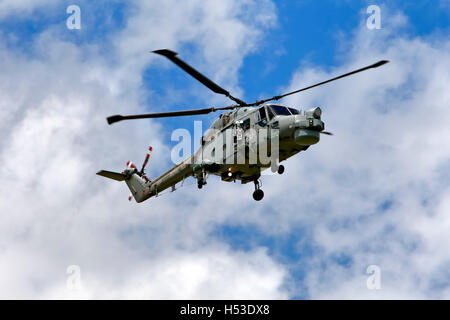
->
<box><xmin>107</xmin><ymin>106</ymin><xmax>236</xmax><ymax>125</ymax></box>
<box><xmin>152</xmin><ymin>49</ymin><xmax>246</xmax><ymax>106</ymax></box>
<box><xmin>249</xmin><ymin>60</ymin><xmax>389</xmax><ymax>106</ymax></box>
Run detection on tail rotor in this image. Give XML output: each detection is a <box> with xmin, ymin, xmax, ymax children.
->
<box><xmin>125</xmin><ymin>146</ymin><xmax>153</xmax><ymax>201</ymax></box>
<box><xmin>97</xmin><ymin>146</ymin><xmax>154</xmax><ymax>203</ymax></box>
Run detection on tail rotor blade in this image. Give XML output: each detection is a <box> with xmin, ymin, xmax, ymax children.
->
<box><xmin>140</xmin><ymin>146</ymin><xmax>153</xmax><ymax>174</ymax></box>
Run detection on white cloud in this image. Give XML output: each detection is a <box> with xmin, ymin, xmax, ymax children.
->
<box><xmin>113</xmin><ymin>0</ymin><xmax>276</xmax><ymax>104</ymax></box>
<box><xmin>0</xmin><ymin>0</ymin><xmax>59</xmax><ymax>19</ymax></box>
<box><xmin>1</xmin><ymin>2</ymin><xmax>449</xmax><ymax>300</ymax></box>
<box><xmin>40</xmin><ymin>248</ymin><xmax>287</xmax><ymax>299</ymax></box>
<box><xmin>0</xmin><ymin>0</ymin><xmax>286</xmax><ymax>299</ymax></box>
<box><xmin>253</xmin><ymin>14</ymin><xmax>450</xmax><ymax>299</ymax></box>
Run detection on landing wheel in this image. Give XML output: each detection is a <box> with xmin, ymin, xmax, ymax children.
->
<box><xmin>277</xmin><ymin>165</ymin><xmax>285</xmax><ymax>175</ymax></box>
<box><xmin>197</xmin><ymin>172</ymin><xmax>207</xmax><ymax>189</ymax></box>
<box><xmin>253</xmin><ymin>179</ymin><xmax>264</xmax><ymax>201</ymax></box>
<box><xmin>197</xmin><ymin>178</ymin><xmax>207</xmax><ymax>189</ymax></box>
<box><xmin>252</xmin><ymin>189</ymin><xmax>264</xmax><ymax>201</ymax></box>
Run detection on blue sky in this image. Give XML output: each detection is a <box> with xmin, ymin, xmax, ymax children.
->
<box><xmin>0</xmin><ymin>0</ymin><xmax>449</xmax><ymax>299</ymax></box>
<box><xmin>3</xmin><ymin>0</ymin><xmax>448</xmax><ymax>132</ymax></box>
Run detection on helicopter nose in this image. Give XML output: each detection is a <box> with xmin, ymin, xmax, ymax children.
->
<box><xmin>294</xmin><ymin>128</ymin><xmax>320</xmax><ymax>145</ymax></box>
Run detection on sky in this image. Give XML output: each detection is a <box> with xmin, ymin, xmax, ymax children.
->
<box><xmin>0</xmin><ymin>0</ymin><xmax>449</xmax><ymax>299</ymax></box>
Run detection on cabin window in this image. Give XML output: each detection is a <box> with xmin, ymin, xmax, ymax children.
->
<box><xmin>223</xmin><ymin>143</ymin><xmax>227</xmax><ymax>159</ymax></box>
<box><xmin>242</xmin><ymin>118</ymin><xmax>251</xmax><ymax>131</ymax></box>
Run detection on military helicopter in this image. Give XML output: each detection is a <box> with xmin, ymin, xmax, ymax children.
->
<box><xmin>97</xmin><ymin>49</ymin><xmax>388</xmax><ymax>201</ymax></box>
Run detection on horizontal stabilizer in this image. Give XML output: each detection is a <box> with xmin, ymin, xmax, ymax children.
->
<box><xmin>97</xmin><ymin>170</ymin><xmax>127</xmax><ymax>181</ymax></box>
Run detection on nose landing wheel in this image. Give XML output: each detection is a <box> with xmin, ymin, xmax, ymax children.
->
<box><xmin>253</xmin><ymin>179</ymin><xmax>264</xmax><ymax>201</ymax></box>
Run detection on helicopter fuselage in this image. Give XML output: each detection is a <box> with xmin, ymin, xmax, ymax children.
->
<box><xmin>138</xmin><ymin>104</ymin><xmax>325</xmax><ymax>201</ymax></box>
<box><xmin>98</xmin><ymin>48</ymin><xmax>387</xmax><ymax>202</ymax></box>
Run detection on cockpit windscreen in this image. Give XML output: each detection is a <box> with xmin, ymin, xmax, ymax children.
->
<box><xmin>269</xmin><ymin>105</ymin><xmax>292</xmax><ymax>116</ymax></box>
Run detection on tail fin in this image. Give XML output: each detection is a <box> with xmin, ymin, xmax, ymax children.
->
<box><xmin>124</xmin><ymin>173</ymin><xmax>150</xmax><ymax>203</ymax></box>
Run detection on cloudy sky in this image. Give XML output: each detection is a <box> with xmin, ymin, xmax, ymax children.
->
<box><xmin>0</xmin><ymin>0</ymin><xmax>449</xmax><ymax>299</ymax></box>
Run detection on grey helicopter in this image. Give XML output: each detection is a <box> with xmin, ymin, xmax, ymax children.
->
<box><xmin>98</xmin><ymin>49</ymin><xmax>388</xmax><ymax>201</ymax></box>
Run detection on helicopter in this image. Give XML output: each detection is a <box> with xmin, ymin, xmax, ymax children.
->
<box><xmin>97</xmin><ymin>49</ymin><xmax>388</xmax><ymax>201</ymax></box>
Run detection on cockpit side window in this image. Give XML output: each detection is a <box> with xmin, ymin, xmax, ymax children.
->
<box><xmin>259</xmin><ymin>107</ymin><xmax>267</xmax><ymax>121</ymax></box>
<box><xmin>257</xmin><ymin>107</ymin><xmax>268</xmax><ymax>127</ymax></box>
<box><xmin>221</xmin><ymin>112</ymin><xmax>232</xmax><ymax>128</ymax></box>
<box><xmin>242</xmin><ymin>118</ymin><xmax>251</xmax><ymax>131</ymax></box>
<box><xmin>267</xmin><ymin>107</ymin><xmax>275</xmax><ymax>120</ymax></box>
<box><xmin>288</xmin><ymin>107</ymin><xmax>300</xmax><ymax>115</ymax></box>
